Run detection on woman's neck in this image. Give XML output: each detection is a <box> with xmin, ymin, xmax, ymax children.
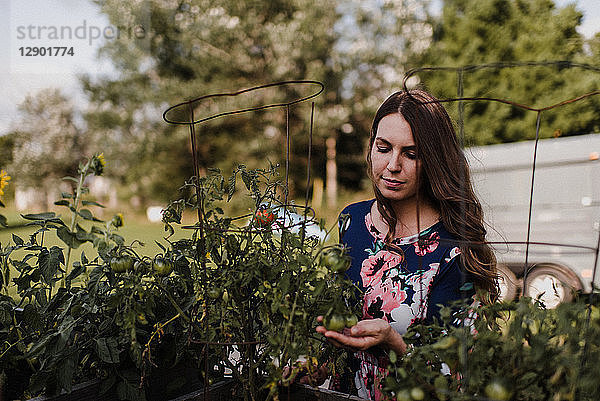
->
<box><xmin>371</xmin><ymin>197</ymin><xmax>440</xmax><ymax>239</ymax></box>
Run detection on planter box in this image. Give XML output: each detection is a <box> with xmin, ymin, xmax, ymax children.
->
<box><xmin>23</xmin><ymin>379</ymin><xmax>367</xmax><ymax>401</ymax></box>
<box><xmin>171</xmin><ymin>383</ymin><xmax>368</xmax><ymax>401</ymax></box>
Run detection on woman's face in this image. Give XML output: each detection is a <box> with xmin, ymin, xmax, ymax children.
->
<box><xmin>370</xmin><ymin>113</ymin><xmax>421</xmax><ymax>204</ymax></box>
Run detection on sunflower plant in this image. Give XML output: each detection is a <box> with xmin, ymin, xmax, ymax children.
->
<box><xmin>383</xmin><ymin>296</ymin><xmax>600</xmax><ymax>401</ymax></box>
<box><xmin>0</xmin><ymin>169</ymin><xmax>10</xmax><ymax>227</ymax></box>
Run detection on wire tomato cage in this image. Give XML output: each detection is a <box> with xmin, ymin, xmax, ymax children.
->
<box><xmin>401</xmin><ymin>61</ymin><xmax>600</xmax><ymax>302</ymax></box>
<box><xmin>401</xmin><ymin>61</ymin><xmax>600</xmax><ymax>400</ymax></box>
<box><xmin>163</xmin><ymin>80</ymin><xmax>326</xmax><ymax>399</ymax></box>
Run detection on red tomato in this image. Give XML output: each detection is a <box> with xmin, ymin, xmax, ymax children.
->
<box><xmin>255</xmin><ymin>209</ymin><xmax>276</xmax><ymax>227</ymax></box>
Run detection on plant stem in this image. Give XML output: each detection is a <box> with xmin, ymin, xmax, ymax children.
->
<box><xmin>63</xmin><ymin>168</ymin><xmax>86</xmax><ymax>287</ymax></box>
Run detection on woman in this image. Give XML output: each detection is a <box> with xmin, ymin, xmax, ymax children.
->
<box><xmin>316</xmin><ymin>89</ymin><xmax>498</xmax><ymax>399</ymax></box>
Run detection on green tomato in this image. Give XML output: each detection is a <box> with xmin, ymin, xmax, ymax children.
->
<box><xmin>110</xmin><ymin>255</ymin><xmax>133</xmax><ymax>273</ymax></box>
<box><xmin>410</xmin><ymin>387</ymin><xmax>425</xmax><ymax>400</ymax></box>
<box><xmin>320</xmin><ymin>249</ymin><xmax>351</xmax><ymax>273</ymax></box>
<box><xmin>484</xmin><ymin>378</ymin><xmax>512</xmax><ymax>401</ymax></box>
<box><xmin>152</xmin><ymin>257</ymin><xmax>174</xmax><ymax>277</ymax></box>
<box><xmin>324</xmin><ymin>314</ymin><xmax>346</xmax><ymax>332</ymax></box>
<box><xmin>396</xmin><ymin>389</ymin><xmax>411</xmax><ymax>401</ymax></box>
<box><xmin>345</xmin><ymin>314</ymin><xmax>358</xmax><ymax>328</ymax></box>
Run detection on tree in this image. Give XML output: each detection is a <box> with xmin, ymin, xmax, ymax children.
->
<box><xmin>419</xmin><ymin>0</ymin><xmax>600</xmax><ymax>145</ymax></box>
<box><xmin>331</xmin><ymin>0</ymin><xmax>434</xmax><ymax>188</ymax></box>
<box><xmin>83</xmin><ymin>0</ymin><xmax>343</xmax><ymax>205</ymax></box>
<box><xmin>8</xmin><ymin>89</ymin><xmax>87</xmax><ymax>208</ymax></box>
<box><xmin>82</xmin><ymin>0</ymin><xmax>435</xmax><ymax>204</ymax></box>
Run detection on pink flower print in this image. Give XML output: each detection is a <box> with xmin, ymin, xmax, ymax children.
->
<box><xmin>378</xmin><ymin>280</ymin><xmax>407</xmax><ymax>315</ymax></box>
<box><xmin>406</xmin><ymin>263</ymin><xmax>440</xmax><ymax>289</ymax></box>
<box><xmin>413</xmin><ymin>232</ymin><xmax>440</xmax><ymax>256</ymax></box>
<box><xmin>361</xmin><ymin>250</ymin><xmax>406</xmax><ymax>320</ymax></box>
<box><xmin>444</xmin><ymin>246</ymin><xmax>461</xmax><ymax>262</ymax></box>
<box><xmin>360</xmin><ymin>250</ymin><xmax>403</xmax><ymax>288</ymax></box>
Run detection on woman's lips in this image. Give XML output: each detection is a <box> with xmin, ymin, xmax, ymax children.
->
<box><xmin>382</xmin><ymin>177</ymin><xmax>406</xmax><ymax>189</ymax></box>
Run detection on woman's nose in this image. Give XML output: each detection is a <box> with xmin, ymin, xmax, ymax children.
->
<box><xmin>386</xmin><ymin>153</ymin><xmax>402</xmax><ymax>172</ymax></box>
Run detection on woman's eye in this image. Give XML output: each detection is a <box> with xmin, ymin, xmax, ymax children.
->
<box><xmin>376</xmin><ymin>146</ymin><xmax>390</xmax><ymax>153</ymax></box>
<box><xmin>405</xmin><ymin>152</ymin><xmax>417</xmax><ymax>160</ymax></box>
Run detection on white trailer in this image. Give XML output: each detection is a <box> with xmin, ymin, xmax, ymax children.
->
<box><xmin>466</xmin><ymin>133</ymin><xmax>600</xmax><ymax>307</ymax></box>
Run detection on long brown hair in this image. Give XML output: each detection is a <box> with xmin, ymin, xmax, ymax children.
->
<box><xmin>366</xmin><ymin>89</ymin><xmax>498</xmax><ymax>301</ymax></box>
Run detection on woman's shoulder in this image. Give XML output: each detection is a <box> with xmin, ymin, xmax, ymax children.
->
<box><xmin>338</xmin><ymin>199</ymin><xmax>375</xmax><ymax>242</ymax></box>
<box><xmin>339</xmin><ymin>199</ymin><xmax>375</xmax><ymax>217</ymax></box>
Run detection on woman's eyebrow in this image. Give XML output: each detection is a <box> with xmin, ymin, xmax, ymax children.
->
<box><xmin>374</xmin><ymin>137</ymin><xmax>391</xmax><ymax>146</ymax></box>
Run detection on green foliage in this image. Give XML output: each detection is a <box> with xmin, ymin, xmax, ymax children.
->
<box><xmin>0</xmin><ymin>157</ymin><xmax>358</xmax><ymax>401</ymax></box>
<box><xmin>8</xmin><ymin>89</ymin><xmax>87</xmax><ymax>192</ymax></box>
<box><xmin>79</xmin><ymin>0</ymin><xmax>436</xmax><ymax>202</ymax></box>
<box><xmin>161</xmin><ymin>163</ymin><xmax>359</xmax><ymax>399</ymax></box>
<box><xmin>83</xmin><ymin>0</ymin><xmax>345</xmax><ymax>203</ymax></box>
<box><xmin>383</xmin><ymin>297</ymin><xmax>600</xmax><ymax>400</ymax></box>
<box><xmin>421</xmin><ymin>0</ymin><xmax>600</xmax><ymax>145</ymax></box>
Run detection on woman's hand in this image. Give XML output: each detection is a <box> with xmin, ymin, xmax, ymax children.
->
<box><xmin>316</xmin><ymin>316</ymin><xmax>407</xmax><ymax>355</ymax></box>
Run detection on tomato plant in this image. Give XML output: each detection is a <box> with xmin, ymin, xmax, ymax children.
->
<box><xmin>7</xmin><ymin>156</ymin><xmax>600</xmax><ymax>401</ymax></box>
<box><xmin>159</xmin><ymin>164</ymin><xmax>360</xmax><ymax>400</ymax></box>
<box><xmin>382</xmin><ymin>297</ymin><xmax>600</xmax><ymax>401</ymax></box>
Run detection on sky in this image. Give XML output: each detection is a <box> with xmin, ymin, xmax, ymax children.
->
<box><xmin>0</xmin><ymin>0</ymin><xmax>599</xmax><ymax>135</ymax></box>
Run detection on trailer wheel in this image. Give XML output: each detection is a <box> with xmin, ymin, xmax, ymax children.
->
<box><xmin>523</xmin><ymin>264</ymin><xmax>582</xmax><ymax>308</ymax></box>
<box><xmin>497</xmin><ymin>264</ymin><xmax>518</xmax><ymax>301</ymax></box>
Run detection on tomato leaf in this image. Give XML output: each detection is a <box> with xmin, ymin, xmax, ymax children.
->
<box><xmin>95</xmin><ymin>337</ymin><xmax>121</xmax><ymax>364</ymax></box>
<box><xmin>38</xmin><ymin>246</ymin><xmax>64</xmax><ymax>283</ymax></box>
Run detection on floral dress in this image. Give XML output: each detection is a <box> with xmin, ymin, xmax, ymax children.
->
<box><xmin>337</xmin><ymin>200</ymin><xmax>475</xmax><ymax>400</ymax></box>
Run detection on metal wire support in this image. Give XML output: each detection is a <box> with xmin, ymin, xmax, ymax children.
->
<box><xmin>162</xmin><ymin>80</ymin><xmax>324</xmax><ymax>400</ymax></box>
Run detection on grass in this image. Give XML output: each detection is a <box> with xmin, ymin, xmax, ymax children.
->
<box><xmin>0</xmin><ymin>185</ymin><xmax>371</xmax><ymax>299</ymax></box>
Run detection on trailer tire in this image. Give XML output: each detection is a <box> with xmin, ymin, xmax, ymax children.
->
<box><xmin>523</xmin><ymin>264</ymin><xmax>582</xmax><ymax>308</ymax></box>
<box><xmin>497</xmin><ymin>264</ymin><xmax>518</xmax><ymax>301</ymax></box>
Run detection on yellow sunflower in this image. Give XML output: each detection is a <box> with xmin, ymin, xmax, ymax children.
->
<box><xmin>0</xmin><ymin>170</ymin><xmax>11</xmax><ymax>197</ymax></box>
<box><xmin>91</xmin><ymin>152</ymin><xmax>106</xmax><ymax>176</ymax></box>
